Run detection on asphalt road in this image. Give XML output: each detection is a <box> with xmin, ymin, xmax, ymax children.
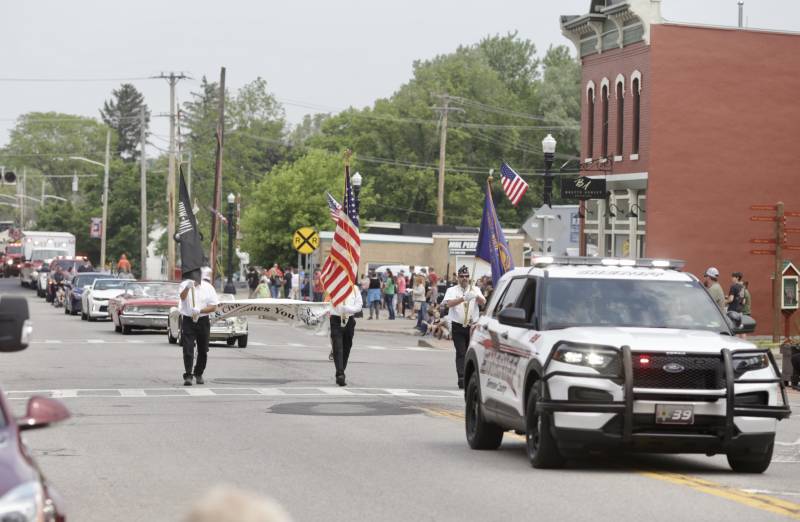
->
<box><xmin>1</xmin><ymin>278</ymin><xmax>799</xmax><ymax>521</ymax></box>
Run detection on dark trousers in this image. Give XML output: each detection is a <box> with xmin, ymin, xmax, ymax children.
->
<box><xmin>384</xmin><ymin>294</ymin><xmax>395</xmax><ymax>319</ymax></box>
<box><xmin>182</xmin><ymin>315</ymin><xmax>210</xmax><ymax>377</ymax></box>
<box><xmin>330</xmin><ymin>315</ymin><xmax>356</xmax><ymax>377</ymax></box>
<box><xmin>451</xmin><ymin>322</ymin><xmax>470</xmax><ymax>384</ymax></box>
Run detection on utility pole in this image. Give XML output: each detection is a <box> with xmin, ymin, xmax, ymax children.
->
<box><xmin>155</xmin><ymin>72</ymin><xmax>189</xmax><ymax>280</ymax></box>
<box><xmin>100</xmin><ymin>128</ymin><xmax>111</xmax><ymax>270</ymax></box>
<box><xmin>140</xmin><ymin>106</ymin><xmax>148</xmax><ymax>280</ymax></box>
<box><xmin>209</xmin><ymin>67</ymin><xmax>226</xmax><ymax>284</ymax></box>
<box><xmin>432</xmin><ymin>95</ymin><xmax>463</xmax><ymax>226</ymax></box>
<box><xmin>436</xmin><ymin>96</ymin><xmax>449</xmax><ymax>226</ymax></box>
<box><xmin>186</xmin><ymin>150</ymin><xmax>192</xmax><ymax>196</ymax></box>
<box><xmin>20</xmin><ymin>168</ymin><xmax>26</xmax><ymax>228</ymax></box>
<box><xmin>773</xmin><ymin>201</ymin><xmax>785</xmax><ymax>342</ymax></box>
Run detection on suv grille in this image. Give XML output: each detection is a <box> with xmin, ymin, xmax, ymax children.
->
<box><xmin>632</xmin><ymin>354</ymin><xmax>724</xmax><ymax>390</ymax></box>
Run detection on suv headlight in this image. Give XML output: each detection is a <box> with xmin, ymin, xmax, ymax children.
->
<box><xmin>552</xmin><ymin>343</ymin><xmax>620</xmax><ymax>370</ymax></box>
<box><xmin>733</xmin><ymin>353</ymin><xmax>769</xmax><ymax>376</ymax></box>
<box><xmin>0</xmin><ymin>481</ymin><xmax>44</xmax><ymax>522</ymax></box>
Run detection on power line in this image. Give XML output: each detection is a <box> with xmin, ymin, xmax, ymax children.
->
<box><xmin>0</xmin><ymin>76</ymin><xmax>164</xmax><ymax>83</ymax></box>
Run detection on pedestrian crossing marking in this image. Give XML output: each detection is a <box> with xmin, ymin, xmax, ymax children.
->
<box><xmin>28</xmin><ymin>339</ymin><xmax>443</xmax><ymax>352</ymax></box>
<box><xmin>86</xmin><ymin>339</ymin><xmax>105</xmax><ymax>344</ymax></box>
<box><xmin>5</xmin><ymin>386</ymin><xmax>463</xmax><ymax>401</ymax></box>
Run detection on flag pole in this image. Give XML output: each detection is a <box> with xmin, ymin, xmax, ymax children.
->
<box><xmin>472</xmin><ymin>169</ymin><xmax>494</xmax><ymax>290</ymax></box>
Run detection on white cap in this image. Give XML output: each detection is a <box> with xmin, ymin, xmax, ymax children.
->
<box><xmin>201</xmin><ymin>266</ymin><xmax>213</xmax><ymax>282</ymax></box>
<box><xmin>705</xmin><ymin>267</ymin><xmax>719</xmax><ymax>279</ymax></box>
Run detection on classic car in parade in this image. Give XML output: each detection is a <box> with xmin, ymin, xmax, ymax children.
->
<box><xmin>108</xmin><ymin>281</ymin><xmax>180</xmax><ymax>334</ymax></box>
<box><xmin>167</xmin><ymin>293</ymin><xmax>249</xmax><ymax>347</ymax></box>
<box><xmin>81</xmin><ymin>278</ymin><xmax>127</xmax><ymax>321</ymax></box>
<box><xmin>64</xmin><ymin>272</ymin><xmax>113</xmax><ymax>316</ymax></box>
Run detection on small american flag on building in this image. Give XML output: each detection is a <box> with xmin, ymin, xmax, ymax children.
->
<box><xmin>321</xmin><ymin>170</ymin><xmax>360</xmax><ymax>307</ymax></box>
<box><xmin>326</xmin><ymin>191</ymin><xmax>342</xmax><ymax>223</ymax></box>
<box><xmin>500</xmin><ymin>161</ymin><xmax>528</xmax><ymax>207</ymax></box>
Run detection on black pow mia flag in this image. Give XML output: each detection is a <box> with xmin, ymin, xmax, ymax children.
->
<box><xmin>174</xmin><ymin>169</ymin><xmax>205</xmax><ymax>276</ymax></box>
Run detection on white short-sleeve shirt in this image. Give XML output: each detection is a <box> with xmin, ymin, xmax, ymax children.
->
<box><xmin>443</xmin><ymin>284</ymin><xmax>483</xmax><ymax>326</ymax></box>
<box><xmin>179</xmin><ymin>280</ymin><xmax>220</xmax><ymax>318</ymax></box>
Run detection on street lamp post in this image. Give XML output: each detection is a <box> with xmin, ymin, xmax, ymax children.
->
<box><xmin>351</xmin><ymin>171</ymin><xmax>362</xmax><ymax>217</ymax></box>
<box><xmin>542</xmin><ymin>134</ymin><xmax>557</xmax><ymax>208</ymax></box>
<box><xmin>224</xmin><ymin>192</ymin><xmax>236</xmax><ymax>295</ymax></box>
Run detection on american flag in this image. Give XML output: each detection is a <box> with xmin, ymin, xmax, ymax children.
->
<box><xmin>321</xmin><ymin>169</ymin><xmax>360</xmax><ymax>307</ymax></box>
<box><xmin>326</xmin><ymin>191</ymin><xmax>342</xmax><ymax>223</ymax></box>
<box><xmin>500</xmin><ymin>161</ymin><xmax>528</xmax><ymax>206</ymax></box>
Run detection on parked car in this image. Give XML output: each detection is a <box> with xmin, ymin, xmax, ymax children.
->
<box><xmin>167</xmin><ymin>293</ymin><xmax>248</xmax><ymax>347</ymax></box>
<box><xmin>464</xmin><ymin>257</ymin><xmax>791</xmax><ymax>473</ymax></box>
<box><xmin>108</xmin><ymin>281</ymin><xmax>180</xmax><ymax>334</ymax></box>
<box><xmin>81</xmin><ymin>278</ymin><xmax>128</xmax><ymax>321</ymax></box>
<box><xmin>0</xmin><ymin>295</ymin><xmax>68</xmax><ymax>521</ymax></box>
<box><xmin>64</xmin><ymin>272</ymin><xmax>113</xmax><ymax>316</ymax></box>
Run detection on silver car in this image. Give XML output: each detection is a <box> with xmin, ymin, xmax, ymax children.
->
<box><xmin>167</xmin><ymin>294</ymin><xmax>248</xmax><ymax>347</ymax></box>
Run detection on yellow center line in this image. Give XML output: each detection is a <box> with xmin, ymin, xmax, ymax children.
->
<box><xmin>421</xmin><ymin>406</ymin><xmax>800</xmax><ymax>519</ymax></box>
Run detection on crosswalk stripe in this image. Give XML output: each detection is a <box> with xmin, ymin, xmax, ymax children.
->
<box><xmin>320</xmin><ymin>388</ymin><xmax>355</xmax><ymax>395</ymax></box>
<box><xmin>86</xmin><ymin>339</ymin><xmax>105</xmax><ymax>344</ymax></box>
<box><xmin>255</xmin><ymin>388</ymin><xmax>286</xmax><ymax>396</ymax></box>
<box><xmin>119</xmin><ymin>389</ymin><xmax>147</xmax><ymax>397</ymax></box>
<box><xmin>185</xmin><ymin>388</ymin><xmax>215</xmax><ymax>396</ymax></box>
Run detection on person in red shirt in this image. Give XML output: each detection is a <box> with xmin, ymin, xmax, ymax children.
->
<box><xmin>312</xmin><ymin>269</ymin><xmax>324</xmax><ymax>301</ymax></box>
<box><xmin>117</xmin><ymin>254</ymin><xmax>131</xmax><ymax>274</ymax></box>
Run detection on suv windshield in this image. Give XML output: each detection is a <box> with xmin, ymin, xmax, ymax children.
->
<box><xmin>543</xmin><ymin>278</ymin><xmax>727</xmax><ymax>333</ymax></box>
<box><xmin>94</xmin><ymin>279</ymin><xmax>126</xmax><ymax>290</ymax></box>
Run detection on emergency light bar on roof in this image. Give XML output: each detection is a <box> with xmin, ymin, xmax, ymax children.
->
<box><xmin>531</xmin><ymin>256</ymin><xmax>686</xmax><ymax>270</ymax></box>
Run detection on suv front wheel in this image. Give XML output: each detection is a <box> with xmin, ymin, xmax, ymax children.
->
<box><xmin>727</xmin><ymin>439</ymin><xmax>775</xmax><ymax>473</ymax></box>
<box><xmin>465</xmin><ymin>374</ymin><xmax>503</xmax><ymax>450</ymax></box>
<box><xmin>526</xmin><ymin>381</ymin><xmax>564</xmax><ymax>469</ymax></box>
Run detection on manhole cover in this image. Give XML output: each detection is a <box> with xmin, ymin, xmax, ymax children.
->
<box><xmin>268</xmin><ymin>401</ymin><xmax>419</xmax><ymax>417</ymax></box>
<box><xmin>212</xmin><ymin>378</ymin><xmax>293</xmax><ymax>385</ymax></box>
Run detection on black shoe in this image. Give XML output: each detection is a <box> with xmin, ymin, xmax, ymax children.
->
<box><xmin>336</xmin><ymin>375</ymin><xmax>346</xmax><ymax>387</ymax></box>
<box><xmin>195</xmin><ymin>375</ymin><xmax>204</xmax><ymax>385</ymax></box>
<box><xmin>457</xmin><ymin>379</ymin><xmax>464</xmax><ymax>390</ymax></box>
<box><xmin>183</xmin><ymin>374</ymin><xmax>193</xmax><ymax>386</ymax></box>
<box><xmin>792</xmin><ymin>384</ymin><xmax>800</xmax><ymax>391</ymax></box>
<box><xmin>328</xmin><ymin>350</ymin><xmax>334</xmax><ymax>361</ymax></box>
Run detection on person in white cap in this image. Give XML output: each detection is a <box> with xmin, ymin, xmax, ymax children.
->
<box><xmin>443</xmin><ymin>265</ymin><xmax>486</xmax><ymax>389</ymax></box>
<box><xmin>178</xmin><ymin>267</ymin><xmax>220</xmax><ymax>386</ymax></box>
<box><xmin>702</xmin><ymin>266</ymin><xmax>725</xmax><ymax>312</ymax></box>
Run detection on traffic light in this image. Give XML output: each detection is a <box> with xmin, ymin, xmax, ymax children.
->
<box><xmin>1</xmin><ymin>168</ymin><xmax>15</xmax><ymax>186</ymax></box>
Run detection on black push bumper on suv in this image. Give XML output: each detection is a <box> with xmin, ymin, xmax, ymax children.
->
<box><xmin>536</xmin><ymin>346</ymin><xmax>792</xmax><ymax>454</ymax></box>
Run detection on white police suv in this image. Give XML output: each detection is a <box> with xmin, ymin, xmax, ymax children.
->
<box><xmin>464</xmin><ymin>257</ymin><xmax>791</xmax><ymax>473</ymax></box>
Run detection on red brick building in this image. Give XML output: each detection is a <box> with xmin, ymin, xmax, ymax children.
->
<box><xmin>561</xmin><ymin>0</ymin><xmax>800</xmax><ymax>334</ymax></box>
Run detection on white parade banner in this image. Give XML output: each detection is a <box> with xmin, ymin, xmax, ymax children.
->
<box><xmin>214</xmin><ymin>298</ymin><xmax>331</xmax><ymax>335</ymax></box>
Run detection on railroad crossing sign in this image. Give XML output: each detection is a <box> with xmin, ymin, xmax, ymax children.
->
<box><xmin>292</xmin><ymin>227</ymin><xmax>319</xmax><ymax>254</ymax></box>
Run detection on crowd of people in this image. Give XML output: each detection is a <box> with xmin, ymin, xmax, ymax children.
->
<box><xmin>245</xmin><ymin>264</ymin><xmax>322</xmax><ymax>301</ymax></box>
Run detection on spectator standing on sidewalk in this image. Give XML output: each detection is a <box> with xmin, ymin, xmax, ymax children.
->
<box><xmin>288</xmin><ymin>267</ymin><xmax>300</xmax><ymax>300</ymax></box>
<box><xmin>726</xmin><ymin>272</ymin><xmax>745</xmax><ymax>313</ymax></box>
<box><xmin>246</xmin><ymin>266</ymin><xmax>260</xmax><ymax>298</ymax></box>
<box><xmin>742</xmin><ymin>280</ymin><xmax>751</xmax><ymax>315</ymax></box>
<box><xmin>367</xmin><ymin>270</ymin><xmax>382</xmax><ymax>319</ymax></box>
<box><xmin>267</xmin><ymin>263</ymin><xmax>283</xmax><ymax>298</ymax></box>
<box><xmin>703</xmin><ymin>267</ymin><xmax>726</xmax><ymax>311</ymax></box>
<box><xmin>360</xmin><ymin>273</ymin><xmax>370</xmax><ymax>309</ymax></box>
<box><xmin>396</xmin><ymin>269</ymin><xmax>407</xmax><ymax>317</ymax></box>
<box><xmin>428</xmin><ymin>268</ymin><xmax>439</xmax><ymax>306</ymax></box>
<box><xmin>413</xmin><ymin>274</ymin><xmax>429</xmax><ymax>332</ymax></box>
<box><xmin>383</xmin><ymin>269</ymin><xmax>396</xmax><ymax>320</ymax></box>
<box><xmin>312</xmin><ymin>269</ymin><xmax>324</xmax><ymax>302</ymax></box>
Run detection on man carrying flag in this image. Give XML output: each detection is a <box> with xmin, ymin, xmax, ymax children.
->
<box><xmin>321</xmin><ymin>154</ymin><xmax>362</xmax><ymax>386</ymax></box>
<box><xmin>175</xmin><ymin>170</ymin><xmax>218</xmax><ymax>386</ymax></box>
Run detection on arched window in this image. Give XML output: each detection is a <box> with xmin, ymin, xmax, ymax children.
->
<box><xmin>586</xmin><ymin>86</ymin><xmax>595</xmax><ymax>159</ymax></box>
<box><xmin>616</xmin><ymin>80</ymin><xmax>624</xmax><ymax>157</ymax></box>
<box><xmin>632</xmin><ymin>77</ymin><xmax>641</xmax><ymax>156</ymax></box>
<box><xmin>601</xmin><ymin>83</ymin><xmax>609</xmax><ymax>159</ymax></box>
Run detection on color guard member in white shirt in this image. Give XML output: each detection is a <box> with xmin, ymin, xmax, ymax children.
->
<box><xmin>443</xmin><ymin>266</ymin><xmax>486</xmax><ymax>389</ymax></box>
<box><xmin>329</xmin><ymin>286</ymin><xmax>363</xmax><ymax>386</ymax></box>
<box><xmin>178</xmin><ymin>267</ymin><xmax>220</xmax><ymax>386</ymax></box>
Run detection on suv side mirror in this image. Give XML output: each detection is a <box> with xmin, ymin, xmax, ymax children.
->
<box><xmin>0</xmin><ymin>296</ymin><xmax>32</xmax><ymax>352</ymax></box>
<box><xmin>497</xmin><ymin>306</ymin><xmax>528</xmax><ymax>327</ymax></box>
<box><xmin>728</xmin><ymin>312</ymin><xmax>756</xmax><ymax>334</ymax></box>
<box><xmin>17</xmin><ymin>396</ymin><xmax>70</xmax><ymax>431</ymax></box>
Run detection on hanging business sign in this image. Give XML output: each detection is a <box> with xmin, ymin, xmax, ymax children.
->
<box><xmin>561</xmin><ymin>177</ymin><xmax>607</xmax><ymax>200</ymax></box>
<box><xmin>89</xmin><ymin>217</ymin><xmax>102</xmax><ymax>239</ymax></box>
<box><xmin>448</xmin><ymin>239</ymin><xmax>477</xmax><ymax>255</ymax></box>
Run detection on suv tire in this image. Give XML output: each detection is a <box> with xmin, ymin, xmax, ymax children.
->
<box><xmin>727</xmin><ymin>439</ymin><xmax>774</xmax><ymax>473</ymax></box>
<box><xmin>526</xmin><ymin>381</ymin><xmax>564</xmax><ymax>469</ymax></box>
<box><xmin>465</xmin><ymin>374</ymin><xmax>503</xmax><ymax>450</ymax></box>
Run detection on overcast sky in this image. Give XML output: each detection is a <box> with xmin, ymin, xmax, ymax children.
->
<box><xmin>1</xmin><ymin>0</ymin><xmax>799</xmax><ymax>151</ymax></box>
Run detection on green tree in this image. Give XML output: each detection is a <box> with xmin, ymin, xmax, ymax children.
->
<box><xmin>100</xmin><ymin>83</ymin><xmax>150</xmax><ymax>160</ymax></box>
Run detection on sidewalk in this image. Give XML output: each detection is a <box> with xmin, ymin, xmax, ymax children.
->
<box><xmin>354</xmin><ymin>314</ymin><xmax>452</xmax><ymax>350</ymax></box>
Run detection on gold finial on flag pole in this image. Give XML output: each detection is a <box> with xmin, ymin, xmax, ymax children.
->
<box><xmin>344</xmin><ymin>148</ymin><xmax>352</xmax><ymax>167</ymax></box>
<box><xmin>488</xmin><ymin>168</ymin><xmax>495</xmax><ymax>184</ymax></box>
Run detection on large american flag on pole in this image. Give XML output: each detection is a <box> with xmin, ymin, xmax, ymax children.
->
<box><xmin>320</xmin><ymin>166</ymin><xmax>360</xmax><ymax>307</ymax></box>
<box><xmin>500</xmin><ymin>161</ymin><xmax>528</xmax><ymax>206</ymax></box>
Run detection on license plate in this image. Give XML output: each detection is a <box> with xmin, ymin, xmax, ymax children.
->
<box><xmin>655</xmin><ymin>404</ymin><xmax>694</xmax><ymax>425</ymax></box>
